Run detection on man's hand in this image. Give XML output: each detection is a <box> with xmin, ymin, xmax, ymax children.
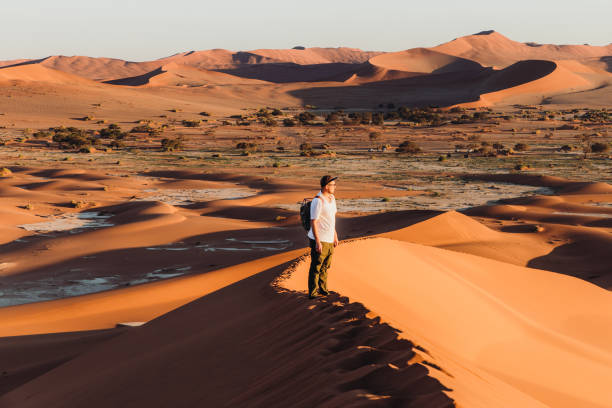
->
<box><xmin>333</xmin><ymin>236</ymin><xmax>339</xmax><ymax>247</ymax></box>
<box><xmin>316</xmin><ymin>241</ymin><xmax>323</xmax><ymax>253</ymax></box>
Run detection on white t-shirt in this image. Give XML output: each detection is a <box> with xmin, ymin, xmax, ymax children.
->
<box><xmin>307</xmin><ymin>192</ymin><xmax>337</xmax><ymax>243</ymax></box>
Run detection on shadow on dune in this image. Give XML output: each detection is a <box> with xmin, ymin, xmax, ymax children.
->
<box><xmin>0</xmin><ymin>328</ymin><xmax>126</xmax><ymax>397</ymax></box>
<box><xmin>601</xmin><ymin>56</ymin><xmax>612</xmax><ymax>73</ymax></box>
<box><xmin>106</xmin><ymin>62</ymin><xmax>365</xmax><ymax>85</ymax></box>
<box><xmin>0</xmin><ymin>58</ymin><xmax>48</xmax><ymax>70</ymax></box>
<box><xmin>0</xmin><ymin>261</ymin><xmax>454</xmax><ymax>407</ymax></box>
<box><xmin>28</xmin><ymin>169</ymin><xmax>107</xmax><ymax>182</ymax></box>
<box><xmin>528</xmin><ymin>241</ymin><xmax>612</xmax><ymax>290</ymax></box>
<box><xmin>287</xmin><ymin>60</ymin><xmax>557</xmax><ymax>108</ymax></box>
<box><xmin>287</xmin><ymin>69</ymin><xmax>487</xmax><ymax>108</ymax></box>
<box><xmin>141</xmin><ymin>170</ymin><xmax>301</xmax><ymax>192</ymax></box>
<box><xmin>217</xmin><ymin>62</ymin><xmax>362</xmax><ymax>83</ymax></box>
<box><xmin>338</xmin><ymin>210</ymin><xmax>443</xmax><ymax>239</ymax></box>
<box><xmin>104</xmin><ymin>67</ymin><xmax>164</xmax><ymax>86</ymax></box>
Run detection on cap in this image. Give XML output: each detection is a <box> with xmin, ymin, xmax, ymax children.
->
<box><xmin>320</xmin><ymin>175</ymin><xmax>338</xmax><ymax>188</ymax></box>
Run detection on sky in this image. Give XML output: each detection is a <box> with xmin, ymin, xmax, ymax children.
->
<box><xmin>2</xmin><ymin>0</ymin><xmax>611</xmax><ymax>61</ymax></box>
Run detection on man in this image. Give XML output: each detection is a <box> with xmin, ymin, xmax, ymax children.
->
<box><xmin>307</xmin><ymin>175</ymin><xmax>338</xmax><ymax>299</ymax></box>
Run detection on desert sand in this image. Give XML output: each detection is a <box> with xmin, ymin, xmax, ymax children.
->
<box><xmin>0</xmin><ymin>30</ymin><xmax>611</xmax><ymax>407</ymax></box>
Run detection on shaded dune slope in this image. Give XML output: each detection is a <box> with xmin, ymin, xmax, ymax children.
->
<box><xmin>0</xmin><ymin>262</ymin><xmax>453</xmax><ymax>408</ymax></box>
<box><xmin>0</xmin><ymin>328</ymin><xmax>127</xmax><ymax>397</ymax></box>
<box><xmin>461</xmin><ymin>59</ymin><xmax>600</xmax><ymax>106</ymax></box>
<box><xmin>287</xmin><ymin>57</ymin><xmax>596</xmax><ymax>108</ymax></box>
<box><xmin>212</xmin><ymin>62</ymin><xmax>363</xmax><ymax>83</ymax></box>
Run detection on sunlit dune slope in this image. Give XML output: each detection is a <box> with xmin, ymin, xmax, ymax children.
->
<box><xmin>0</xmin><ymin>64</ymin><xmax>99</xmax><ymax>85</ymax></box>
<box><xmin>344</xmin><ymin>48</ymin><xmax>484</xmax><ymax>84</ymax></box>
<box><xmin>460</xmin><ymin>59</ymin><xmax>602</xmax><ymax>107</ymax></box>
<box><xmin>380</xmin><ymin>210</ymin><xmax>552</xmax><ymax>266</ymax></box>
<box><xmin>283</xmin><ymin>238</ymin><xmax>612</xmax><ymax>408</ymax></box>
<box><xmin>4</xmin><ymin>48</ymin><xmax>380</xmax><ymax>83</ymax></box>
<box><xmin>433</xmin><ymin>30</ymin><xmax>612</xmax><ymax>69</ymax></box>
<box><xmin>3</xmin><ymin>56</ymin><xmax>162</xmax><ymax>82</ymax></box>
<box><xmin>369</xmin><ymin>48</ymin><xmax>483</xmax><ymax>74</ymax></box>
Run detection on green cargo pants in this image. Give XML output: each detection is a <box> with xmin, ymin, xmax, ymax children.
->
<box><xmin>308</xmin><ymin>239</ymin><xmax>334</xmax><ymax>297</ymax></box>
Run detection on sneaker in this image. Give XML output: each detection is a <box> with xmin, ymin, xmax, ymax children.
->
<box><xmin>319</xmin><ymin>290</ymin><xmax>329</xmax><ymax>296</ymax></box>
<box><xmin>309</xmin><ymin>292</ymin><xmax>321</xmax><ymax>299</ymax></box>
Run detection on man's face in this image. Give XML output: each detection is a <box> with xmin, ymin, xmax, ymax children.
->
<box><xmin>324</xmin><ymin>181</ymin><xmax>336</xmax><ymax>194</ymax></box>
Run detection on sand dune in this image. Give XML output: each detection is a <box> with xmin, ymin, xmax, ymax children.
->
<box><xmin>236</xmin><ymin>47</ymin><xmax>382</xmax><ymax>66</ymax></box>
<box><xmin>1</xmin><ymin>29</ymin><xmax>612</xmax><ymax>407</ymax></box>
<box><xmin>0</xmin><ymin>59</ymin><xmax>32</xmax><ymax>68</ymax></box>
<box><xmin>434</xmin><ymin>30</ymin><xmax>612</xmax><ymax>69</ymax></box>
<box><xmin>4</xmin><ymin>47</ymin><xmax>380</xmax><ymax>83</ymax></box>
<box><xmin>380</xmin><ymin>210</ymin><xmax>552</xmax><ymax>266</ymax></box>
<box><xmin>0</xmin><ymin>63</ymin><xmax>99</xmax><ymax>86</ymax></box>
<box><xmin>3</xmin><ymin>56</ymin><xmax>162</xmax><ymax>82</ymax></box>
<box><xmin>0</xmin><ymin>249</ymin><xmax>303</xmax><ymax>337</ymax></box>
<box><xmin>107</xmin><ymin>62</ymin><xmax>267</xmax><ymax>86</ymax></box>
<box><xmin>343</xmin><ymin>48</ymin><xmax>484</xmax><ymax>84</ymax></box>
<box><xmin>1</xmin><ymin>32</ymin><xmax>610</xmax><ymax>112</ymax></box>
<box><xmin>0</xmin><ymin>328</ymin><xmax>128</xmax><ymax>397</ymax></box>
<box><xmin>369</xmin><ymin>48</ymin><xmax>483</xmax><ymax>75</ymax></box>
<box><xmin>0</xmin><ymin>260</ymin><xmax>452</xmax><ymax>408</ymax></box>
<box><xmin>1</xmin><ymin>166</ymin><xmax>612</xmax><ymax>407</ymax></box>
<box><xmin>461</xmin><ymin>59</ymin><xmax>599</xmax><ymax>107</ymax></box>
<box><xmin>283</xmin><ymin>238</ymin><xmax>612</xmax><ymax>408</ymax></box>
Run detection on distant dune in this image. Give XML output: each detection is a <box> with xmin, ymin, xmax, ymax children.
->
<box><xmin>106</xmin><ymin>62</ymin><xmax>268</xmax><ymax>87</ymax></box>
<box><xmin>0</xmin><ymin>63</ymin><xmax>99</xmax><ymax>86</ymax></box>
<box><xmin>433</xmin><ymin>30</ymin><xmax>612</xmax><ymax>69</ymax></box>
<box><xmin>369</xmin><ymin>48</ymin><xmax>483</xmax><ymax>74</ymax></box>
<box><xmin>1</xmin><ymin>31</ymin><xmax>611</xmax><ymax>114</ymax></box>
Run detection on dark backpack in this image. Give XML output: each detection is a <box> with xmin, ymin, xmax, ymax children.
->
<box><xmin>299</xmin><ymin>197</ymin><xmax>318</xmax><ymax>231</ymax></box>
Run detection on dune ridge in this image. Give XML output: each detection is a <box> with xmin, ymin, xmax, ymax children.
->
<box><xmin>1</xmin><ymin>31</ymin><xmax>611</xmax><ymax>109</ymax></box>
<box><xmin>3</xmin><ymin>47</ymin><xmax>381</xmax><ymax>82</ymax></box>
<box><xmin>433</xmin><ymin>30</ymin><xmax>612</xmax><ymax>69</ymax></box>
<box><xmin>0</xmin><ymin>260</ymin><xmax>453</xmax><ymax>408</ymax></box>
<box><xmin>282</xmin><ymin>238</ymin><xmax>612</xmax><ymax>408</ymax></box>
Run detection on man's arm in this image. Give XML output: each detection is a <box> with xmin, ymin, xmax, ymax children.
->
<box><xmin>310</xmin><ymin>197</ymin><xmax>323</xmax><ymax>253</ymax></box>
<box><xmin>333</xmin><ymin>228</ymin><xmax>338</xmax><ymax>247</ymax></box>
<box><xmin>312</xmin><ymin>219</ymin><xmax>322</xmax><ymax>253</ymax></box>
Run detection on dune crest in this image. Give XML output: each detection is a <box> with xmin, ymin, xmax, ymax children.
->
<box><xmin>434</xmin><ymin>30</ymin><xmax>612</xmax><ymax>69</ymax></box>
<box><xmin>282</xmin><ymin>238</ymin><xmax>612</xmax><ymax>408</ymax></box>
<box><xmin>369</xmin><ymin>48</ymin><xmax>483</xmax><ymax>74</ymax></box>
